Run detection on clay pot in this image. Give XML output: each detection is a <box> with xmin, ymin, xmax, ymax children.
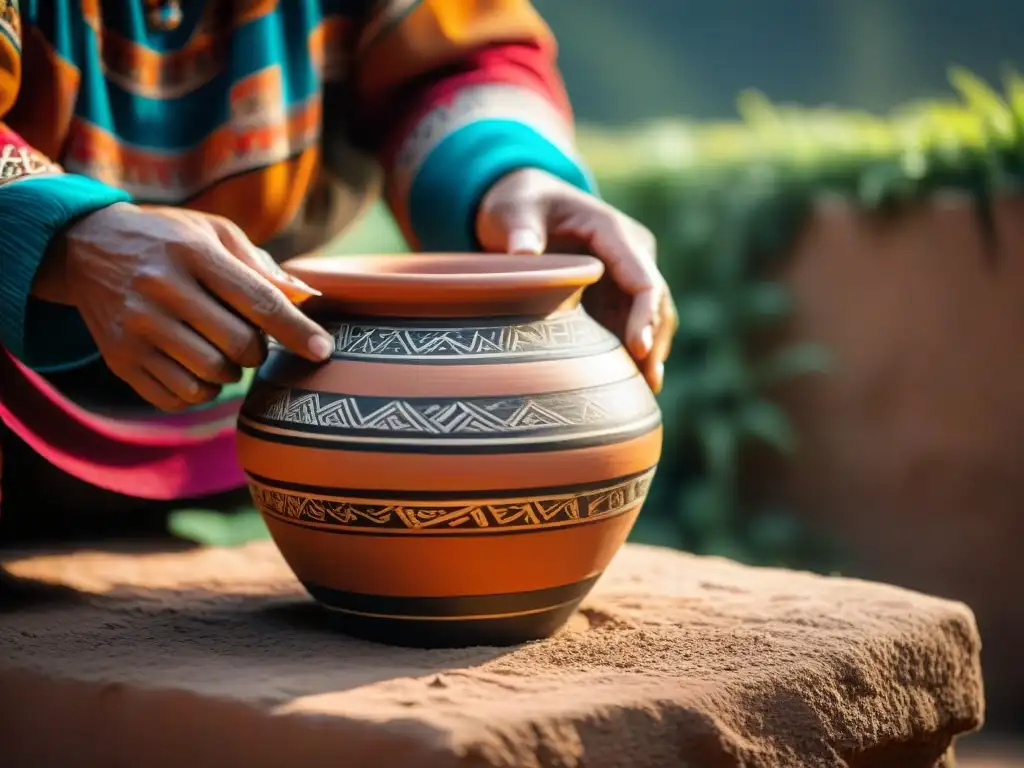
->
<box><xmin>236</xmin><ymin>253</ymin><xmax>662</xmax><ymax>647</ymax></box>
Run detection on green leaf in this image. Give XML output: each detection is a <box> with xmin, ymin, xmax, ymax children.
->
<box><xmin>739</xmin><ymin>400</ymin><xmax>797</xmax><ymax>454</ymax></box>
<box><xmin>1003</xmin><ymin>68</ymin><xmax>1024</xmax><ymax>126</ymax></box>
<box><xmin>857</xmin><ymin>162</ymin><xmax>903</xmax><ymax>208</ymax></box>
<box><xmin>949</xmin><ymin>66</ymin><xmax>1015</xmax><ymax>141</ymax></box>
<box><xmin>168</xmin><ymin>508</ymin><xmax>270</xmax><ymax>548</ymax></box>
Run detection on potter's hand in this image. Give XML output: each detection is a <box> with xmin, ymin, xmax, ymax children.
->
<box><xmin>35</xmin><ymin>203</ymin><xmax>335</xmax><ymax>412</ymax></box>
<box><xmin>477</xmin><ymin>168</ymin><xmax>677</xmax><ymax>393</ymax></box>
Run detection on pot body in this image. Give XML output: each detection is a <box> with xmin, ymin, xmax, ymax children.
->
<box><xmin>238</xmin><ymin>304</ymin><xmax>662</xmax><ymax>647</ymax></box>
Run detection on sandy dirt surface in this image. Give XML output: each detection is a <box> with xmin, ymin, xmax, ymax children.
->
<box><xmin>0</xmin><ymin>541</ymin><xmax>984</xmax><ymax>767</ymax></box>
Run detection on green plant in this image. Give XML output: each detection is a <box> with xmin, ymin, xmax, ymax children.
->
<box><xmin>172</xmin><ymin>69</ymin><xmax>1024</xmax><ymax>569</ymax></box>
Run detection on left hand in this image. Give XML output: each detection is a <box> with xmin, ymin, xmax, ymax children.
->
<box><xmin>477</xmin><ymin>168</ymin><xmax>677</xmax><ymax>394</ymax></box>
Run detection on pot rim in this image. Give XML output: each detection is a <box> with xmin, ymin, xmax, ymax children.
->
<box><xmin>283</xmin><ymin>253</ymin><xmax>605</xmax><ymax>293</ymax></box>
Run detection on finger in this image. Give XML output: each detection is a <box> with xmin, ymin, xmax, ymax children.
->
<box><xmin>141</xmin><ymin>351</ymin><xmax>221</xmax><ymax>405</ymax></box>
<box><xmin>183</xmin><ymin>243</ymin><xmax>335</xmax><ymax>363</ymax></box>
<box><xmin>145</xmin><ymin>275</ymin><xmax>269</xmax><ymax>369</ymax></box>
<box><xmin>587</xmin><ymin>220</ymin><xmax>663</xmax><ymax>361</ymax></box>
<box><xmin>508</xmin><ymin>226</ymin><xmax>546</xmax><ymax>255</ymax></box>
<box><xmin>477</xmin><ymin>198</ymin><xmax>548</xmax><ymax>255</ymax></box>
<box><xmin>131</xmin><ymin>309</ymin><xmax>243</xmax><ymax>385</ymax></box>
<box><xmin>116</xmin><ymin>365</ymin><xmax>191</xmax><ymax>413</ymax></box>
<box><xmin>642</xmin><ymin>297</ymin><xmax>677</xmax><ymax>394</ymax></box>
<box><xmin>204</xmin><ymin>216</ymin><xmax>322</xmax><ymax>304</ymax></box>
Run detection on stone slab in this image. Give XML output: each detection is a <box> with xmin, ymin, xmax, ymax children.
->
<box><xmin>0</xmin><ymin>542</ymin><xmax>984</xmax><ymax>767</ymax></box>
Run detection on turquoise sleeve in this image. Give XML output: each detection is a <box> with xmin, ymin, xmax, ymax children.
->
<box><xmin>0</xmin><ymin>174</ymin><xmax>132</xmax><ymax>372</ymax></box>
<box><xmin>407</xmin><ymin>118</ymin><xmax>599</xmax><ymax>252</ymax></box>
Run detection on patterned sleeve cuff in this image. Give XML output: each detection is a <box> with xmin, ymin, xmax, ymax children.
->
<box><xmin>386</xmin><ymin>83</ymin><xmax>598</xmax><ymax>252</ymax></box>
<box><xmin>0</xmin><ymin>173</ymin><xmax>132</xmax><ymax>371</ymax></box>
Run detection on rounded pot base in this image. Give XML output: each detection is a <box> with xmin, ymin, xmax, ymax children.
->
<box><xmin>302</xmin><ymin>576</ymin><xmax>600</xmax><ymax>648</ymax></box>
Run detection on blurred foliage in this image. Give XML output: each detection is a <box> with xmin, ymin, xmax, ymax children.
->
<box><xmin>173</xmin><ymin>70</ymin><xmax>1024</xmax><ymax>571</ymax></box>
<box><xmin>169</xmin><ymin>506</ymin><xmax>271</xmax><ymax>547</ymax></box>
<box><xmin>531</xmin><ymin>0</ymin><xmax>1023</xmax><ymax>124</ymax></box>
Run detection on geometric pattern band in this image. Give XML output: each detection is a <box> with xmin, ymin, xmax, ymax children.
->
<box><xmin>250</xmin><ymin>468</ymin><xmax>656</xmax><ymax>532</ymax></box>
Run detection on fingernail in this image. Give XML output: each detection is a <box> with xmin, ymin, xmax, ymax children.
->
<box><xmin>257</xmin><ymin>249</ymin><xmax>323</xmax><ymax>298</ymax></box>
<box><xmin>652</xmin><ymin>362</ymin><xmax>664</xmax><ymax>394</ymax></box>
<box><xmin>308</xmin><ymin>335</ymin><xmax>334</xmax><ymax>361</ymax></box>
<box><xmin>279</xmin><ymin>276</ymin><xmax>322</xmax><ymax>305</ymax></box>
<box><xmin>508</xmin><ymin>228</ymin><xmax>544</xmax><ymax>255</ymax></box>
<box><xmin>285</xmin><ymin>273</ymin><xmax>321</xmax><ymax>295</ymax></box>
<box><xmin>640</xmin><ymin>326</ymin><xmax>655</xmax><ymax>355</ymax></box>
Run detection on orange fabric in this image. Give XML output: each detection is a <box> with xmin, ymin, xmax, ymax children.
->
<box><xmin>356</xmin><ymin>0</ymin><xmax>553</xmax><ymax>96</ymax></box>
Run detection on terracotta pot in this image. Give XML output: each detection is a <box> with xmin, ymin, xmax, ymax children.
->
<box><xmin>236</xmin><ymin>253</ymin><xmax>662</xmax><ymax>647</ymax></box>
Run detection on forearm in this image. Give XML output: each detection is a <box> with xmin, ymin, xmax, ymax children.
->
<box><xmin>0</xmin><ymin>129</ymin><xmax>132</xmax><ymax>368</ymax></box>
<box><xmin>347</xmin><ymin>0</ymin><xmax>596</xmax><ymax>251</ymax></box>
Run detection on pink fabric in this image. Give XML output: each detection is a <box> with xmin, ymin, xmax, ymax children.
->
<box><xmin>0</xmin><ymin>350</ymin><xmax>246</xmax><ymax>501</ymax></box>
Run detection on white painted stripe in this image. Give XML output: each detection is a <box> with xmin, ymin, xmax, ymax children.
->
<box><xmin>388</xmin><ymin>83</ymin><xmax>579</xmax><ymax>205</ymax></box>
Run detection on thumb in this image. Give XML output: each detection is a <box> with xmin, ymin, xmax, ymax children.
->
<box><xmin>507</xmin><ymin>225</ymin><xmax>546</xmax><ymax>256</ymax></box>
<box><xmin>207</xmin><ymin>217</ymin><xmax>321</xmax><ymax>304</ymax></box>
<box><xmin>477</xmin><ymin>195</ymin><xmax>548</xmax><ymax>255</ymax></box>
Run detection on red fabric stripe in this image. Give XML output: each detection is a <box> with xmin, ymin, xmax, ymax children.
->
<box><xmin>365</xmin><ymin>42</ymin><xmax>574</xmax><ymax>170</ymax></box>
<box><xmin>0</xmin><ymin>123</ymin><xmax>32</xmax><ymax>149</ymax></box>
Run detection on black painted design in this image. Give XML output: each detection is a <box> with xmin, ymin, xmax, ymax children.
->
<box><xmin>237</xmin><ymin>417</ymin><xmax>661</xmax><ymax>454</ymax></box>
<box><xmin>250</xmin><ymin>468</ymin><xmax>655</xmax><ymax>532</ymax></box>
<box><xmin>305</xmin><ymin>575</ymin><xmax>599</xmax><ymax>618</ymax></box>
<box><xmin>302</xmin><ymin>575</ymin><xmax>601</xmax><ymax>647</ymax></box>
<box><xmin>318</xmin><ymin>309</ymin><xmax>618</xmax><ymax>363</ymax></box>
<box><xmin>241</xmin><ymin>376</ymin><xmax>659</xmax><ymax>441</ymax></box>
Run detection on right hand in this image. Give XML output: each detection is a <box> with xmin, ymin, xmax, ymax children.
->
<box><xmin>42</xmin><ymin>203</ymin><xmax>335</xmax><ymax>412</ymax></box>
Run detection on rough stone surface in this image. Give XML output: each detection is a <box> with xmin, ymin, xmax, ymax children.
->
<box><xmin>761</xmin><ymin>194</ymin><xmax>1024</xmax><ymax>726</ymax></box>
<box><xmin>0</xmin><ymin>542</ymin><xmax>983</xmax><ymax>767</ymax></box>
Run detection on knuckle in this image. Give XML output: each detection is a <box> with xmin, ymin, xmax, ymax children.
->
<box><xmin>130</xmin><ymin>264</ymin><xmax>169</xmax><ymax>294</ymax></box>
<box><xmin>616</xmin><ymin>215</ymin><xmax>656</xmax><ymax>258</ymax></box>
<box><xmin>207</xmin><ymin>214</ymin><xmax>246</xmax><ymax>243</ymax></box>
<box><xmin>636</xmin><ymin>224</ymin><xmax>657</xmax><ymax>257</ymax></box>
<box><xmin>199</xmin><ymin>353</ymin><xmax>239</xmax><ymax>383</ymax></box>
<box><xmin>223</xmin><ymin>326</ymin><xmax>262</xmax><ymax>363</ymax></box>
<box><xmin>248</xmin><ymin>281</ymin><xmax>286</xmax><ymax>317</ymax></box>
<box><xmin>188</xmin><ymin>382</ymin><xmax>221</xmax><ymax>404</ymax></box>
<box><xmin>168</xmin><ymin>234</ymin><xmax>215</xmax><ymax>265</ymax></box>
<box><xmin>487</xmin><ymin>198</ymin><xmax>520</xmax><ymax>219</ymax></box>
<box><xmin>605</xmin><ymin>214</ymin><xmax>632</xmax><ymax>243</ymax></box>
<box><xmin>120</xmin><ymin>304</ymin><xmax>151</xmax><ymax>334</ymax></box>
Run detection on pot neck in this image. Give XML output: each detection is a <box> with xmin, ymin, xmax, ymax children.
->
<box><xmin>300</xmin><ymin>285</ymin><xmax>586</xmax><ymax>321</ymax></box>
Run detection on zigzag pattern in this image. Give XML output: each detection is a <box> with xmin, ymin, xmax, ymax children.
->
<box><xmin>324</xmin><ymin>311</ymin><xmax>614</xmax><ymax>360</ymax></box>
<box><xmin>250</xmin><ymin>468</ymin><xmax>655</xmax><ymax>532</ymax></box>
<box><xmin>247</xmin><ymin>379</ymin><xmax>657</xmax><ymax>436</ymax></box>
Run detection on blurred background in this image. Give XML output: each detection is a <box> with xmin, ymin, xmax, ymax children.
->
<box><xmin>536</xmin><ymin>0</ymin><xmax>1022</xmax><ymax>124</ymax></box>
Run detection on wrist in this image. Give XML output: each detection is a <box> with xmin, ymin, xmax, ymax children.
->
<box><xmin>30</xmin><ymin>202</ymin><xmax>135</xmax><ymax>305</ymax></box>
<box><xmin>30</xmin><ymin>229</ymin><xmax>73</xmax><ymax>304</ymax></box>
